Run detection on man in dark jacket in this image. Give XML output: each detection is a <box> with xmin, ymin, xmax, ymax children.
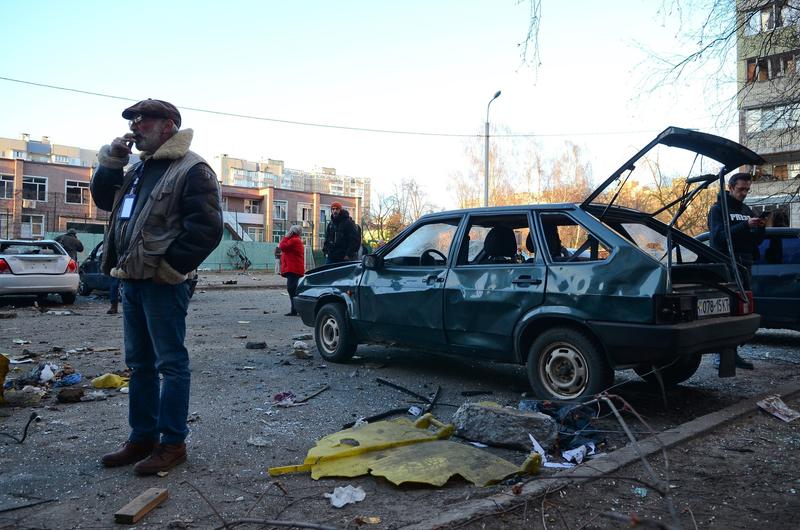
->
<box><xmin>55</xmin><ymin>228</ymin><xmax>83</xmax><ymax>261</ymax></box>
<box><xmin>91</xmin><ymin>99</ymin><xmax>223</xmax><ymax>475</ymax></box>
<box><xmin>707</xmin><ymin>172</ymin><xmax>765</xmax><ymax>370</ymax></box>
<box><xmin>323</xmin><ymin>202</ymin><xmax>360</xmax><ymax>264</ymax></box>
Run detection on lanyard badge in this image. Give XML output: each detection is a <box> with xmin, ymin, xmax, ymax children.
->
<box><xmin>119</xmin><ymin>165</ymin><xmax>143</xmax><ymax>220</ymax></box>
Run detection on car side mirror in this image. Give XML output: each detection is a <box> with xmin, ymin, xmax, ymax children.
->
<box><xmin>362</xmin><ymin>254</ymin><xmax>383</xmax><ymax>270</ymax></box>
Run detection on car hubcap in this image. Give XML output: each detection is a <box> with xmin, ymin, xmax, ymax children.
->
<box><xmin>320</xmin><ymin>315</ymin><xmax>339</xmax><ymax>353</ymax></box>
<box><xmin>539</xmin><ymin>342</ymin><xmax>588</xmax><ymax>399</ymax></box>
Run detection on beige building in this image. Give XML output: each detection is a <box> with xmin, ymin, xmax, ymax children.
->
<box><xmin>737</xmin><ymin>0</ymin><xmax>800</xmax><ymax>226</ymax></box>
<box><xmin>215</xmin><ymin>154</ymin><xmax>371</xmax><ymax>210</ymax></box>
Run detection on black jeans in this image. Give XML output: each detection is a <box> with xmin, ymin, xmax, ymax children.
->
<box><xmin>285</xmin><ymin>273</ymin><xmax>301</xmax><ymax>313</ymax></box>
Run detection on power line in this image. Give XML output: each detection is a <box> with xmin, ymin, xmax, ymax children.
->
<box><xmin>1</xmin><ymin>74</ymin><xmax>728</xmax><ymax>140</ymax></box>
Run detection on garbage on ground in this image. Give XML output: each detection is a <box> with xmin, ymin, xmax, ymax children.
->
<box><xmin>247</xmin><ymin>435</ymin><xmax>270</xmax><ymax>447</ymax></box>
<box><xmin>529</xmin><ymin>434</ymin><xmax>574</xmax><ymax>469</ymax></box>
<box><xmin>292</xmin><ymin>341</ymin><xmax>312</xmax><ymax>359</ymax></box>
<box><xmin>92</xmin><ymin>373</ymin><xmax>129</xmax><ymax>389</ymax></box>
<box><xmin>562</xmin><ymin>442</ymin><xmax>596</xmax><ymax>464</ymax></box>
<box><xmin>324</xmin><ymin>485</ymin><xmax>366</xmax><ymax>508</ymax></box>
<box><xmin>45</xmin><ymin>310</ymin><xmax>73</xmax><ymax>316</ymax></box>
<box><xmin>452</xmin><ymin>401</ymin><xmax>558</xmax><ymax>451</ymax></box>
<box><xmin>223</xmin><ymin>280</ymin><xmax>238</xmax><ymax>285</ymax></box>
<box><xmin>354</xmin><ymin>516</ymin><xmax>381</xmax><ymax>525</ymax></box>
<box><xmin>52</xmin><ymin>372</ymin><xmax>81</xmax><ymax>388</ymax></box>
<box><xmin>81</xmin><ymin>390</ymin><xmax>108</xmax><ymax>402</ymax></box>
<box><xmin>292</xmin><ymin>333</ymin><xmax>312</xmax><ymax>341</ymax></box>
<box><xmin>245</xmin><ymin>341</ymin><xmax>267</xmax><ymax>349</ymax></box>
<box><xmin>269</xmin><ymin>413</ymin><xmax>541</xmax><ymax>487</ymax></box>
<box><xmin>0</xmin><ymin>311</ymin><xmax>16</xmax><ymax>319</ymax></box>
<box><xmin>757</xmin><ymin>394</ymin><xmax>800</xmax><ymax>422</ymax></box>
<box><xmin>408</xmin><ymin>405</ymin><xmax>423</xmax><ymax>417</ymax></box>
<box><xmin>57</xmin><ymin>387</ymin><xmax>85</xmax><ymax>403</ymax></box>
<box><xmin>519</xmin><ymin>399</ymin><xmax>604</xmax><ymax>451</ymax></box>
<box><xmin>632</xmin><ymin>486</ymin><xmax>649</xmax><ymax>498</ymax></box>
<box><xmin>13</xmin><ymin>339</ymin><xmax>31</xmax><ymax>345</ymax></box>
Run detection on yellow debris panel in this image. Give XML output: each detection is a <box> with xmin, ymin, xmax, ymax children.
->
<box><xmin>268</xmin><ymin>413</ymin><xmax>541</xmax><ymax>487</ymax></box>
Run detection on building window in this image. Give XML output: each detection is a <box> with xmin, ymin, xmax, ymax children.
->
<box><xmin>244</xmin><ymin>199</ymin><xmax>261</xmax><ymax>214</ymax></box>
<box><xmin>745</xmin><ymin>1</ymin><xmax>800</xmax><ymax>35</ymax></box>
<box><xmin>65</xmin><ymin>180</ymin><xmax>90</xmax><ymax>204</ymax></box>
<box><xmin>13</xmin><ymin>150</ymin><xmax>26</xmax><ymax>159</ymax></box>
<box><xmin>22</xmin><ymin>176</ymin><xmax>47</xmax><ymax>202</ymax></box>
<box><xmin>246</xmin><ymin>226</ymin><xmax>265</xmax><ymax>242</ymax></box>
<box><xmin>298</xmin><ymin>202</ymin><xmax>314</xmax><ymax>222</ymax></box>
<box><xmin>21</xmin><ymin>214</ymin><xmax>45</xmax><ymax>238</ymax></box>
<box><xmin>273</xmin><ymin>200</ymin><xmax>288</xmax><ymax>220</ymax></box>
<box><xmin>272</xmin><ymin>221</ymin><xmax>286</xmax><ymax>243</ymax></box>
<box><xmin>746</xmin><ymin>53</ymin><xmax>796</xmax><ymax>82</ymax></box>
<box><xmin>0</xmin><ymin>174</ymin><xmax>13</xmax><ymax>199</ymax></box>
<box><xmin>53</xmin><ymin>155</ymin><xmax>71</xmax><ymax>164</ymax></box>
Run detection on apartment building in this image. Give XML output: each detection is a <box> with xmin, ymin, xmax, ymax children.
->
<box><xmin>216</xmin><ymin>154</ymin><xmax>371</xmax><ymax>211</ymax></box>
<box><xmin>0</xmin><ymin>135</ymin><xmax>107</xmax><ymax>238</ymax></box>
<box><xmin>737</xmin><ymin>0</ymin><xmax>800</xmax><ymax>226</ymax></box>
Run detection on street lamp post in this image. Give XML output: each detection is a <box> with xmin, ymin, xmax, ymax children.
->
<box><xmin>484</xmin><ymin>90</ymin><xmax>501</xmax><ymax>207</ymax></box>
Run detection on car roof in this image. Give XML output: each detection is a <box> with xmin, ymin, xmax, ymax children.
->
<box><xmin>0</xmin><ymin>239</ymin><xmax>59</xmax><ymax>244</ymax></box>
<box><xmin>416</xmin><ymin>203</ymin><xmax>580</xmax><ymax>221</ymax></box>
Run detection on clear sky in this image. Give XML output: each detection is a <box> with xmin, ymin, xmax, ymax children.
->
<box><xmin>0</xmin><ymin>0</ymin><xmax>734</xmax><ymax>209</ymax></box>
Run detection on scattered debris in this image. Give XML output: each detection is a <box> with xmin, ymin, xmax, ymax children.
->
<box><xmin>354</xmin><ymin>515</ymin><xmax>381</xmax><ymax>525</ymax></box>
<box><xmin>222</xmin><ymin>280</ymin><xmax>238</xmax><ymax>285</ymax></box>
<box><xmin>295</xmin><ymin>384</ymin><xmax>330</xmax><ymax>403</ymax></box>
<box><xmin>452</xmin><ymin>402</ymin><xmax>558</xmax><ymax>451</ymax></box>
<box><xmin>324</xmin><ymin>485</ymin><xmax>366</xmax><ymax>508</ymax></box>
<box><xmin>92</xmin><ymin>373</ymin><xmax>129</xmax><ymax>389</ymax></box>
<box><xmin>247</xmin><ymin>435</ymin><xmax>270</xmax><ymax>447</ymax></box>
<box><xmin>232</xmin><ymin>335</ymin><xmax>248</xmax><ymax>339</ymax></box>
<box><xmin>292</xmin><ymin>333</ymin><xmax>313</xmax><ymax>341</ymax></box>
<box><xmin>245</xmin><ymin>341</ymin><xmax>267</xmax><ymax>350</ymax></box>
<box><xmin>114</xmin><ymin>488</ymin><xmax>169</xmax><ymax>524</ymax></box>
<box><xmin>0</xmin><ymin>311</ymin><xmax>16</xmax><ymax>319</ymax></box>
<box><xmin>632</xmin><ymin>486</ymin><xmax>649</xmax><ymax>498</ymax></box>
<box><xmin>757</xmin><ymin>395</ymin><xmax>800</xmax><ymax>422</ymax></box>
<box><xmin>57</xmin><ymin>387</ymin><xmax>85</xmax><ymax>403</ymax></box>
<box><xmin>45</xmin><ymin>310</ymin><xmax>73</xmax><ymax>316</ymax></box>
<box><xmin>12</xmin><ymin>339</ymin><xmax>31</xmax><ymax>345</ymax></box>
<box><xmin>291</xmin><ymin>341</ymin><xmax>312</xmax><ymax>359</ymax></box>
<box><xmin>461</xmin><ymin>390</ymin><xmax>493</xmax><ymax>397</ymax></box>
<box><xmin>270</xmin><ymin>413</ymin><xmax>541</xmax><ymax>487</ymax></box>
<box><xmin>80</xmin><ymin>390</ymin><xmax>109</xmax><ymax>402</ymax></box>
<box><xmin>238</xmin><ymin>320</ymin><xmax>250</xmax><ymax>324</ymax></box>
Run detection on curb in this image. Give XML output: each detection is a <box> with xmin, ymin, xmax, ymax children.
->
<box><xmin>400</xmin><ymin>382</ymin><xmax>800</xmax><ymax>530</ymax></box>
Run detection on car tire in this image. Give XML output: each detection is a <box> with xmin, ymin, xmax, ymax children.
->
<box><xmin>526</xmin><ymin>327</ymin><xmax>612</xmax><ymax>401</ymax></box>
<box><xmin>634</xmin><ymin>355</ymin><xmax>702</xmax><ymax>387</ymax></box>
<box><xmin>314</xmin><ymin>303</ymin><xmax>357</xmax><ymax>362</ymax></box>
<box><xmin>78</xmin><ymin>280</ymin><xmax>92</xmax><ymax>296</ymax></box>
<box><xmin>61</xmin><ymin>293</ymin><xmax>76</xmax><ymax>305</ymax></box>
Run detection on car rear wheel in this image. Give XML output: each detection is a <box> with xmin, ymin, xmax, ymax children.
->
<box><xmin>314</xmin><ymin>303</ymin><xmax>357</xmax><ymax>362</ymax></box>
<box><xmin>78</xmin><ymin>280</ymin><xmax>92</xmax><ymax>296</ymax></box>
<box><xmin>61</xmin><ymin>293</ymin><xmax>76</xmax><ymax>305</ymax></box>
<box><xmin>634</xmin><ymin>355</ymin><xmax>702</xmax><ymax>387</ymax></box>
<box><xmin>526</xmin><ymin>327</ymin><xmax>612</xmax><ymax>401</ymax></box>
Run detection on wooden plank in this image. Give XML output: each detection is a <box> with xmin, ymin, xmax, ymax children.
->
<box><xmin>114</xmin><ymin>488</ymin><xmax>168</xmax><ymax>524</ymax></box>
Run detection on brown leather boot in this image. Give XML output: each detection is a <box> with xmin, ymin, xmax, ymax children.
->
<box><xmin>101</xmin><ymin>440</ymin><xmax>156</xmax><ymax>467</ymax></box>
<box><xmin>133</xmin><ymin>443</ymin><xmax>187</xmax><ymax>476</ymax></box>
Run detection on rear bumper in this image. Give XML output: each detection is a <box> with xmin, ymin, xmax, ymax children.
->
<box><xmin>0</xmin><ymin>274</ymin><xmax>79</xmax><ymax>295</ymax></box>
<box><xmin>590</xmin><ymin>313</ymin><xmax>761</xmax><ymax>365</ymax></box>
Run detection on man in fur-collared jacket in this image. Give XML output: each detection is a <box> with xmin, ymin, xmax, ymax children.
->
<box><xmin>91</xmin><ymin>99</ymin><xmax>222</xmax><ymax>476</ymax></box>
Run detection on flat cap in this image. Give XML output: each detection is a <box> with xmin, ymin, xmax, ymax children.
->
<box><xmin>122</xmin><ymin>99</ymin><xmax>181</xmax><ymax>128</ymax></box>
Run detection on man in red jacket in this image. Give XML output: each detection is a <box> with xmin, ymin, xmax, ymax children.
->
<box><xmin>279</xmin><ymin>225</ymin><xmax>305</xmax><ymax>316</ymax></box>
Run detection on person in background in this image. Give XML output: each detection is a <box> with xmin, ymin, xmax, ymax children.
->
<box><xmin>322</xmin><ymin>202</ymin><xmax>360</xmax><ymax>264</ymax></box>
<box><xmin>279</xmin><ymin>225</ymin><xmax>305</xmax><ymax>316</ymax></box>
<box><xmin>707</xmin><ymin>172</ymin><xmax>765</xmax><ymax>370</ymax></box>
<box><xmin>56</xmin><ymin>228</ymin><xmax>84</xmax><ymax>261</ymax></box>
<box><xmin>91</xmin><ymin>98</ymin><xmax>223</xmax><ymax>475</ymax></box>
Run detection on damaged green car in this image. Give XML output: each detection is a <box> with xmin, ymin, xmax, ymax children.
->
<box><xmin>295</xmin><ymin>127</ymin><xmax>763</xmax><ymax>401</ymax></box>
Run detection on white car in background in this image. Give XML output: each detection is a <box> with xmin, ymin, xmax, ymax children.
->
<box><xmin>0</xmin><ymin>239</ymin><xmax>80</xmax><ymax>304</ymax></box>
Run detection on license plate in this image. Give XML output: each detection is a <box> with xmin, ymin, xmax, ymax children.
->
<box><xmin>697</xmin><ymin>296</ymin><xmax>730</xmax><ymax>317</ymax></box>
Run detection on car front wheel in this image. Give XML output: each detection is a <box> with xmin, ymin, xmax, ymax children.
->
<box><xmin>314</xmin><ymin>303</ymin><xmax>357</xmax><ymax>362</ymax></box>
<box><xmin>78</xmin><ymin>280</ymin><xmax>92</xmax><ymax>296</ymax></box>
<box><xmin>526</xmin><ymin>327</ymin><xmax>612</xmax><ymax>401</ymax></box>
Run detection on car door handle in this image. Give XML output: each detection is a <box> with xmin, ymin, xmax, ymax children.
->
<box><xmin>512</xmin><ymin>276</ymin><xmax>542</xmax><ymax>286</ymax></box>
<box><xmin>425</xmin><ymin>274</ymin><xmax>445</xmax><ymax>284</ymax></box>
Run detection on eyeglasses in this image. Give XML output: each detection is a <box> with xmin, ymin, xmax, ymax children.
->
<box><xmin>128</xmin><ymin>115</ymin><xmax>146</xmax><ymax>128</ymax></box>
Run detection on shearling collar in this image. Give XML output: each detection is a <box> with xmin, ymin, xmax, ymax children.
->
<box><xmin>140</xmin><ymin>129</ymin><xmax>194</xmax><ymax>161</ymax></box>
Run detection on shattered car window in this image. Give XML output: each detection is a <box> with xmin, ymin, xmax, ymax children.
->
<box><xmin>384</xmin><ymin>221</ymin><xmax>459</xmax><ymax>266</ymax></box>
<box><xmin>620</xmin><ymin>222</ymin><xmax>699</xmax><ymax>263</ymax></box>
<box><xmin>0</xmin><ymin>242</ymin><xmax>62</xmax><ymax>255</ymax></box>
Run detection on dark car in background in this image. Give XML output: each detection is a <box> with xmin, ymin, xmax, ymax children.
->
<box><xmin>78</xmin><ymin>242</ymin><xmax>112</xmax><ymax>296</ymax></box>
<box><xmin>79</xmin><ymin>242</ymin><xmax>199</xmax><ymax>298</ymax></box>
<box><xmin>697</xmin><ymin>227</ymin><xmax>800</xmax><ymax>331</ymax></box>
<box><xmin>293</xmin><ymin>127</ymin><xmax>766</xmax><ymax>401</ymax></box>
